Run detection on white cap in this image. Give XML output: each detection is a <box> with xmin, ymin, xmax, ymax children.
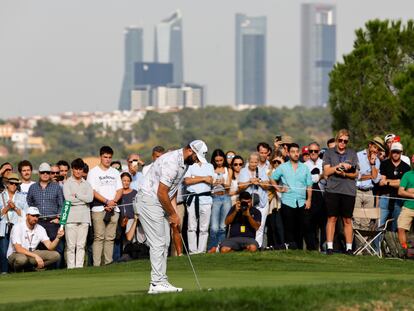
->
<box><xmin>189</xmin><ymin>140</ymin><xmax>208</xmax><ymax>164</ymax></box>
<box><xmin>26</xmin><ymin>206</ymin><xmax>41</xmax><ymax>216</ymax></box>
<box><xmin>38</xmin><ymin>162</ymin><xmax>51</xmax><ymax>172</ymax></box>
<box><xmin>385</xmin><ymin>133</ymin><xmax>396</xmax><ymax>143</ymax></box>
<box><xmin>391</xmin><ymin>142</ymin><xmax>403</xmax><ymax>152</ymax></box>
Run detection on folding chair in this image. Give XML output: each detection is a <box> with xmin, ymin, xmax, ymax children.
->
<box><xmin>352</xmin><ymin>207</ymin><xmax>393</xmax><ymax>258</ymax></box>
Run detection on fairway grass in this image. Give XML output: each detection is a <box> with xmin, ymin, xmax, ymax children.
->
<box><xmin>0</xmin><ymin>251</ymin><xmax>414</xmax><ymax>310</ymax></box>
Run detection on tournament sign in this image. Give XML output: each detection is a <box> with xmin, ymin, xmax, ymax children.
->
<box><xmin>59</xmin><ymin>200</ymin><xmax>72</xmax><ymax>229</ymax></box>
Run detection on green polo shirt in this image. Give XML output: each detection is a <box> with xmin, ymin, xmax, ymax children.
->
<box><xmin>400</xmin><ymin>170</ymin><xmax>414</xmax><ymax>210</ymax></box>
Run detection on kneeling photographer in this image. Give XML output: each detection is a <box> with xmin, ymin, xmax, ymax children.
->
<box><xmin>220</xmin><ymin>191</ymin><xmax>261</xmax><ymax>253</ymax></box>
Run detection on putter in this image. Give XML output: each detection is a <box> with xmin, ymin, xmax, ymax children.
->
<box><xmin>179</xmin><ymin>233</ymin><xmax>202</xmax><ymax>291</ymax></box>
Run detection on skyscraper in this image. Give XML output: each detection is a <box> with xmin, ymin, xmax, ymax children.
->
<box><xmin>154</xmin><ymin>10</ymin><xmax>183</xmax><ymax>84</ymax></box>
<box><xmin>301</xmin><ymin>4</ymin><xmax>336</xmax><ymax>107</ymax></box>
<box><xmin>119</xmin><ymin>26</ymin><xmax>143</xmax><ymax>110</ymax></box>
<box><xmin>235</xmin><ymin>14</ymin><xmax>266</xmax><ymax>106</ymax></box>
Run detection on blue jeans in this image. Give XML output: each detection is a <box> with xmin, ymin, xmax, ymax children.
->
<box><xmin>208</xmin><ymin>195</ymin><xmax>232</xmax><ymax>249</ymax></box>
<box><xmin>0</xmin><ymin>236</ymin><xmax>9</xmax><ymax>272</ymax></box>
<box><xmin>379</xmin><ymin>195</ymin><xmax>402</xmax><ymax>232</ymax></box>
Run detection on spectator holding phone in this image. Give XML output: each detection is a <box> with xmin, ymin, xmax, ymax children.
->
<box><xmin>126</xmin><ymin>154</ymin><xmax>145</xmax><ymax>191</ymax></box>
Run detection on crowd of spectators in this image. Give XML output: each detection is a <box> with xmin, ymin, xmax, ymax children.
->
<box><xmin>0</xmin><ymin>129</ymin><xmax>414</xmax><ymax>273</ymax></box>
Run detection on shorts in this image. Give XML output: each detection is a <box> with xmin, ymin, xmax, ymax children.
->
<box><xmin>325</xmin><ymin>192</ymin><xmax>356</xmax><ymax>218</ymax></box>
<box><xmin>397</xmin><ymin>207</ymin><xmax>414</xmax><ymax>231</ymax></box>
<box><xmin>220</xmin><ymin>237</ymin><xmax>259</xmax><ymax>251</ymax></box>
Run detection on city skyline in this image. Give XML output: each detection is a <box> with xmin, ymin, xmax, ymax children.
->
<box><xmin>2</xmin><ymin>0</ymin><xmax>414</xmax><ymax>118</ymax></box>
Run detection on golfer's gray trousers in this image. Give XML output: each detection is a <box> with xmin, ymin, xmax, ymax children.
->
<box><xmin>136</xmin><ymin>191</ymin><xmax>170</xmax><ymax>284</ymax></box>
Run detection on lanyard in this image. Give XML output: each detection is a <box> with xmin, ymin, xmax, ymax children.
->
<box><xmin>25</xmin><ymin>229</ymin><xmax>35</xmax><ymax>252</ymax></box>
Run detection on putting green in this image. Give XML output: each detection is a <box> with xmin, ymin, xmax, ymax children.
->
<box><xmin>0</xmin><ymin>251</ymin><xmax>413</xmax><ymax>305</ymax></box>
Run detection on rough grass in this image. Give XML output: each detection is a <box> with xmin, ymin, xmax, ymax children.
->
<box><xmin>0</xmin><ymin>251</ymin><xmax>413</xmax><ymax>310</ymax></box>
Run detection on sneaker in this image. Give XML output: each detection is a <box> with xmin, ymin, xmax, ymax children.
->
<box><xmin>326</xmin><ymin>248</ymin><xmax>334</xmax><ymax>255</ymax></box>
<box><xmin>148</xmin><ymin>282</ymin><xmax>183</xmax><ymax>294</ymax></box>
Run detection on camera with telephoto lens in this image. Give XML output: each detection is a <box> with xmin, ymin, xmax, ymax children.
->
<box><xmin>240</xmin><ymin>201</ymin><xmax>249</xmax><ymax>212</ymax></box>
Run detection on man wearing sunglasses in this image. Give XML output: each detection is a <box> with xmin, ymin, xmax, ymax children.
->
<box><xmin>50</xmin><ymin>165</ymin><xmax>61</xmax><ymax>183</ymax></box>
<box><xmin>304</xmin><ymin>142</ymin><xmax>326</xmax><ymax>251</ymax></box>
<box><xmin>26</xmin><ymin>163</ymin><xmax>64</xmax><ymax>266</ymax></box>
<box><xmin>323</xmin><ymin>129</ymin><xmax>359</xmax><ymax>255</ymax></box>
<box><xmin>7</xmin><ymin>206</ymin><xmax>64</xmax><ymax>271</ymax></box>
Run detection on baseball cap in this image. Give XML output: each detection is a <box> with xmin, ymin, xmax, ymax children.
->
<box><xmin>301</xmin><ymin>146</ymin><xmax>309</xmax><ymax>155</ymax></box>
<box><xmin>384</xmin><ymin>133</ymin><xmax>396</xmax><ymax>143</ymax></box>
<box><xmin>38</xmin><ymin>162</ymin><xmax>51</xmax><ymax>172</ymax></box>
<box><xmin>391</xmin><ymin>142</ymin><xmax>403</xmax><ymax>152</ymax></box>
<box><xmin>189</xmin><ymin>140</ymin><xmax>208</xmax><ymax>164</ymax></box>
<box><xmin>26</xmin><ymin>206</ymin><xmax>41</xmax><ymax>216</ymax></box>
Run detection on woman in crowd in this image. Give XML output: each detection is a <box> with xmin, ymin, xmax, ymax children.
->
<box><xmin>229</xmin><ymin>155</ymin><xmax>244</xmax><ymax>206</ymax></box>
<box><xmin>208</xmin><ymin>149</ymin><xmax>233</xmax><ymax>253</ymax></box>
<box><xmin>0</xmin><ymin>173</ymin><xmax>27</xmax><ymax>273</ymax></box>
<box><xmin>114</xmin><ymin>172</ymin><xmax>138</xmax><ymax>261</ymax></box>
<box><xmin>63</xmin><ymin>158</ymin><xmax>94</xmax><ymax>269</ymax></box>
<box><xmin>225</xmin><ymin>151</ymin><xmax>236</xmax><ymax>167</ymax></box>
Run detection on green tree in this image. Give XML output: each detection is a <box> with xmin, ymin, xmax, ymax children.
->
<box><xmin>329</xmin><ymin>19</ymin><xmax>414</xmax><ymax>151</ymax></box>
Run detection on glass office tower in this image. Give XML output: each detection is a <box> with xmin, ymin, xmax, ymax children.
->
<box><xmin>236</xmin><ymin>14</ymin><xmax>266</xmax><ymax>106</ymax></box>
<box><xmin>154</xmin><ymin>10</ymin><xmax>183</xmax><ymax>84</ymax></box>
<box><xmin>301</xmin><ymin>4</ymin><xmax>336</xmax><ymax>107</ymax></box>
<box><xmin>119</xmin><ymin>26</ymin><xmax>144</xmax><ymax>110</ymax></box>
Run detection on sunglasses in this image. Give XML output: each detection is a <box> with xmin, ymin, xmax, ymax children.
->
<box><xmin>39</xmin><ymin>171</ymin><xmax>51</xmax><ymax>175</ymax></box>
<box><xmin>8</xmin><ymin>182</ymin><xmax>19</xmax><ymax>186</ymax></box>
<box><xmin>272</xmin><ymin>160</ymin><xmax>282</xmax><ymax>165</ymax></box>
<box><xmin>232</xmin><ymin>163</ymin><xmax>243</xmax><ymax>167</ymax></box>
<box><xmin>227</xmin><ymin>155</ymin><xmax>235</xmax><ymax>159</ymax></box>
<box><xmin>128</xmin><ymin>160</ymin><xmax>139</xmax><ymax>163</ymax></box>
<box><xmin>309</xmin><ymin>150</ymin><xmax>320</xmax><ymax>154</ymax></box>
<box><xmin>338</xmin><ymin>139</ymin><xmax>349</xmax><ymax>144</ymax></box>
<box><xmin>50</xmin><ymin>172</ymin><xmax>59</xmax><ymax>175</ymax></box>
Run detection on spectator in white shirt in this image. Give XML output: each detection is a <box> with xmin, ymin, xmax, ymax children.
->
<box><xmin>7</xmin><ymin>207</ymin><xmax>64</xmax><ymax>272</ymax></box>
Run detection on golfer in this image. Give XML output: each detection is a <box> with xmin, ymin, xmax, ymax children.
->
<box><xmin>136</xmin><ymin>140</ymin><xmax>208</xmax><ymax>294</ymax></box>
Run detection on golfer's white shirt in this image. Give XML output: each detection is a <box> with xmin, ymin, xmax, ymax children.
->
<box><xmin>7</xmin><ymin>221</ymin><xmax>49</xmax><ymax>258</ymax></box>
<box><xmin>140</xmin><ymin>149</ymin><xmax>187</xmax><ymax>200</ymax></box>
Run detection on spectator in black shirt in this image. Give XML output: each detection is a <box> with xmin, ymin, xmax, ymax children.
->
<box><xmin>220</xmin><ymin>191</ymin><xmax>261</xmax><ymax>253</ymax></box>
<box><xmin>378</xmin><ymin>142</ymin><xmax>411</xmax><ymax>231</ymax></box>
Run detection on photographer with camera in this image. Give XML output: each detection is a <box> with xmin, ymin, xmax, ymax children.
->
<box><xmin>238</xmin><ymin>152</ymin><xmax>270</xmax><ymax>248</ymax></box>
<box><xmin>220</xmin><ymin>191</ymin><xmax>261</xmax><ymax>253</ymax></box>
